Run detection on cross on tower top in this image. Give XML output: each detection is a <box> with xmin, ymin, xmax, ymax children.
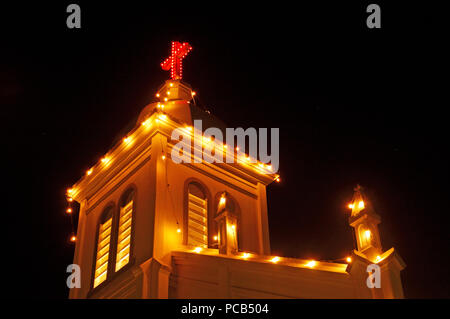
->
<box><xmin>160</xmin><ymin>41</ymin><xmax>192</xmax><ymax>80</ymax></box>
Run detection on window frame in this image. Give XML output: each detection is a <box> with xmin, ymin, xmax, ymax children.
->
<box><xmin>89</xmin><ymin>202</ymin><xmax>116</xmax><ymax>292</ymax></box>
<box><xmin>183</xmin><ymin>178</ymin><xmax>213</xmax><ymax>247</ymax></box>
<box><xmin>88</xmin><ymin>185</ymin><xmax>137</xmax><ymax>296</ymax></box>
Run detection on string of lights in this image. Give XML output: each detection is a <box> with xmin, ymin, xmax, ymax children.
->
<box><xmin>66</xmin><ymin>193</ymin><xmax>76</xmax><ymax>243</ymax></box>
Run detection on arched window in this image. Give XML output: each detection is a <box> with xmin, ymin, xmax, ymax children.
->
<box><xmin>186</xmin><ymin>182</ymin><xmax>208</xmax><ymax>248</ymax></box>
<box><xmin>358</xmin><ymin>224</ymin><xmax>372</xmax><ymax>248</ymax></box>
<box><xmin>93</xmin><ymin>206</ymin><xmax>113</xmax><ymax>288</ymax></box>
<box><xmin>115</xmin><ymin>188</ymin><xmax>135</xmax><ymax>272</ymax></box>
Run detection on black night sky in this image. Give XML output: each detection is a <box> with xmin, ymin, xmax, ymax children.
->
<box><xmin>2</xmin><ymin>2</ymin><xmax>448</xmax><ymax>299</ymax></box>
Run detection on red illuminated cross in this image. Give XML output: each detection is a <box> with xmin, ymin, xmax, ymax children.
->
<box><xmin>160</xmin><ymin>41</ymin><xmax>193</xmax><ymax>80</ymax></box>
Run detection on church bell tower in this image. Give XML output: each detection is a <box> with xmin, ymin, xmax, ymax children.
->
<box><xmin>68</xmin><ymin>41</ymin><xmax>277</xmax><ymax>299</ymax></box>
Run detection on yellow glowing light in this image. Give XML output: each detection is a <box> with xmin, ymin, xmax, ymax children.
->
<box><xmin>270</xmin><ymin>256</ymin><xmax>280</xmax><ymax>263</ymax></box>
<box><xmin>86</xmin><ymin>169</ymin><xmax>93</xmax><ymax>176</ymax></box>
<box><xmin>266</xmin><ymin>164</ymin><xmax>272</xmax><ymax>170</ymax></box>
<box><xmin>213</xmin><ymin>235</ymin><xmax>218</xmax><ymax>241</ymax></box>
<box><xmin>66</xmin><ymin>208</ymin><xmax>72</xmax><ymax>214</ymax></box>
<box><xmin>123</xmin><ymin>137</ymin><xmax>131</xmax><ymax>144</ymax></box>
<box><xmin>101</xmin><ymin>157</ymin><xmax>110</xmax><ymax>165</ymax></box>
<box><xmin>141</xmin><ymin>119</ymin><xmax>152</xmax><ymax>127</ymax></box>
<box><xmin>161</xmin><ymin>155</ymin><xmax>166</xmax><ymax>160</ymax></box>
<box><xmin>306</xmin><ymin>260</ymin><xmax>317</xmax><ymax>268</ymax></box>
<box><xmin>67</xmin><ymin>188</ymin><xmax>74</xmax><ymax>195</ymax></box>
<box><xmin>194</xmin><ymin>247</ymin><xmax>202</xmax><ymax>253</ymax></box>
<box><xmin>67</xmin><ymin>197</ymin><xmax>73</xmax><ymax>202</ymax></box>
<box><xmin>358</xmin><ymin>200</ymin><xmax>365</xmax><ymax>209</ymax></box>
<box><xmin>158</xmin><ymin>114</ymin><xmax>167</xmax><ymax>120</ymax></box>
<box><xmin>346</xmin><ymin>257</ymin><xmax>352</xmax><ymax>263</ymax></box>
<box><xmin>177</xmin><ymin>228</ymin><xmax>181</xmax><ymax>233</ymax></box>
<box><xmin>70</xmin><ymin>235</ymin><xmax>77</xmax><ymax>242</ymax></box>
<box><xmin>364</xmin><ymin>230</ymin><xmax>371</xmax><ymax>240</ymax></box>
<box><xmin>169</xmin><ymin>83</ymin><xmax>174</xmax><ymax>87</ymax></box>
<box><xmin>275</xmin><ymin>177</ymin><xmax>281</xmax><ymax>183</ymax></box>
<box><xmin>191</xmin><ymin>91</ymin><xmax>196</xmax><ymax>96</ymax></box>
<box><xmin>236</xmin><ymin>146</ymin><xmax>239</xmax><ymax>151</ymax></box>
<box><xmin>219</xmin><ymin>196</ymin><xmax>226</xmax><ymax>205</ymax></box>
<box><xmin>164</xmin><ymin>97</ymin><xmax>168</xmax><ymax>102</ymax></box>
<box><xmin>376</xmin><ymin>256</ymin><xmax>381</xmax><ymax>262</ymax></box>
<box><xmin>231</xmin><ymin>224</ymin><xmax>235</xmax><ymax>230</ymax></box>
<box><xmin>223</xmin><ymin>145</ymin><xmax>228</xmax><ymax>149</ymax></box>
<box><xmin>186</xmin><ymin>126</ymin><xmax>193</xmax><ymax>132</ymax></box>
<box><xmin>242</xmin><ymin>253</ymin><xmax>251</xmax><ymax>259</ymax></box>
<box><xmin>203</xmin><ymin>136</ymin><xmax>212</xmax><ymax>144</ymax></box>
<box><xmin>348</xmin><ymin>204</ymin><xmax>354</xmax><ymax>209</ymax></box>
<box><xmin>156</xmin><ymin>93</ymin><xmax>160</xmax><ymax>97</ymax></box>
<box><xmin>166</xmin><ymin>91</ymin><xmax>170</xmax><ymax>95</ymax></box>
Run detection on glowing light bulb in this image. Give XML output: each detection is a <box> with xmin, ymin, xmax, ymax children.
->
<box><xmin>141</xmin><ymin>119</ymin><xmax>151</xmax><ymax>127</ymax></box>
<box><xmin>158</xmin><ymin>114</ymin><xmax>167</xmax><ymax>120</ymax></box>
<box><xmin>346</xmin><ymin>257</ymin><xmax>352</xmax><ymax>263</ymax></box>
<box><xmin>213</xmin><ymin>235</ymin><xmax>218</xmax><ymax>241</ymax></box>
<box><xmin>275</xmin><ymin>177</ymin><xmax>281</xmax><ymax>183</ymax></box>
<box><xmin>271</xmin><ymin>256</ymin><xmax>280</xmax><ymax>263</ymax></box>
<box><xmin>67</xmin><ymin>197</ymin><xmax>73</xmax><ymax>202</ymax></box>
<box><xmin>86</xmin><ymin>169</ymin><xmax>93</xmax><ymax>176</ymax></box>
<box><xmin>156</xmin><ymin>93</ymin><xmax>160</xmax><ymax>97</ymax></box>
<box><xmin>166</xmin><ymin>91</ymin><xmax>170</xmax><ymax>95</ymax></box>
<box><xmin>203</xmin><ymin>136</ymin><xmax>212</xmax><ymax>144</ymax></box>
<box><xmin>177</xmin><ymin>228</ymin><xmax>181</xmax><ymax>233</ymax></box>
<box><xmin>164</xmin><ymin>97</ymin><xmax>168</xmax><ymax>102</ymax></box>
<box><xmin>358</xmin><ymin>200</ymin><xmax>365</xmax><ymax>209</ymax></box>
<box><xmin>66</xmin><ymin>208</ymin><xmax>72</xmax><ymax>214</ymax></box>
<box><xmin>161</xmin><ymin>155</ymin><xmax>166</xmax><ymax>160</ymax></box>
<box><xmin>231</xmin><ymin>225</ymin><xmax>235</xmax><ymax>230</ymax></box>
<box><xmin>306</xmin><ymin>260</ymin><xmax>317</xmax><ymax>268</ymax></box>
<box><xmin>194</xmin><ymin>247</ymin><xmax>202</xmax><ymax>253</ymax></box>
<box><xmin>123</xmin><ymin>137</ymin><xmax>131</xmax><ymax>144</ymax></box>
<box><xmin>219</xmin><ymin>196</ymin><xmax>226</xmax><ymax>205</ymax></box>
<box><xmin>70</xmin><ymin>235</ymin><xmax>77</xmax><ymax>242</ymax></box>
<box><xmin>67</xmin><ymin>188</ymin><xmax>74</xmax><ymax>195</ymax></box>
<box><xmin>101</xmin><ymin>157</ymin><xmax>110</xmax><ymax>165</ymax></box>
<box><xmin>191</xmin><ymin>91</ymin><xmax>196</xmax><ymax>96</ymax></box>
<box><xmin>348</xmin><ymin>204</ymin><xmax>354</xmax><ymax>209</ymax></box>
<box><xmin>376</xmin><ymin>256</ymin><xmax>381</xmax><ymax>262</ymax></box>
<box><xmin>235</xmin><ymin>146</ymin><xmax>239</xmax><ymax>151</ymax></box>
<box><xmin>186</xmin><ymin>126</ymin><xmax>193</xmax><ymax>132</ymax></box>
<box><xmin>364</xmin><ymin>230</ymin><xmax>371</xmax><ymax>240</ymax></box>
<box><xmin>169</xmin><ymin>83</ymin><xmax>173</xmax><ymax>87</ymax></box>
<box><xmin>242</xmin><ymin>253</ymin><xmax>251</xmax><ymax>259</ymax></box>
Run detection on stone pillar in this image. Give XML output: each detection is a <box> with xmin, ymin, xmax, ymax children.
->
<box><xmin>139</xmin><ymin>258</ymin><xmax>171</xmax><ymax>299</ymax></box>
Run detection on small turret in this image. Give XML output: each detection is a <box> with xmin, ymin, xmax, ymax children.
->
<box><xmin>348</xmin><ymin>185</ymin><xmax>383</xmax><ymax>262</ymax></box>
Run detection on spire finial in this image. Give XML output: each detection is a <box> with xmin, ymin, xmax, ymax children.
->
<box><xmin>160</xmin><ymin>41</ymin><xmax>192</xmax><ymax>80</ymax></box>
